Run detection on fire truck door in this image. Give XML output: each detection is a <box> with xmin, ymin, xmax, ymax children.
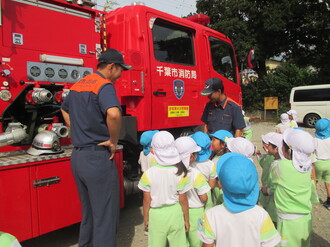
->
<box><xmin>148</xmin><ymin>17</ymin><xmax>202</xmax><ymax>130</ymax></box>
<box><xmin>204</xmin><ymin>32</ymin><xmax>242</xmax><ymax>104</ymax></box>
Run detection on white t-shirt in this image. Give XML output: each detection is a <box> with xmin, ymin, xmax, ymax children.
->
<box><xmin>138</xmin><ymin>164</ymin><xmax>192</xmax><ymax>208</ymax></box>
<box><xmin>187</xmin><ymin>167</ymin><xmax>211</xmax><ymax>208</ymax></box>
<box><xmin>314</xmin><ymin>137</ymin><xmax>330</xmax><ymax>160</ymax></box>
<box><xmin>275</xmin><ymin>122</ymin><xmax>291</xmax><ymax>134</ymax></box>
<box><xmin>191</xmin><ymin>159</ymin><xmax>217</xmax><ymax>181</ymax></box>
<box><xmin>211</xmin><ymin>155</ymin><xmax>221</xmax><ymax>165</ymax></box>
<box><xmin>198</xmin><ymin>205</ymin><xmax>281</xmax><ymax>247</ymax></box>
<box><xmin>138</xmin><ymin>151</ymin><xmax>155</xmax><ymax>172</ymax></box>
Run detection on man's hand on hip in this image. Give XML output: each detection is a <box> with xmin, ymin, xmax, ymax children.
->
<box><xmin>98</xmin><ymin>140</ymin><xmax>117</xmax><ymax>159</ymax></box>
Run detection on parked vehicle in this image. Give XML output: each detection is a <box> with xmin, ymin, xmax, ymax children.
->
<box><xmin>289</xmin><ymin>84</ymin><xmax>330</xmax><ymax>127</ymax></box>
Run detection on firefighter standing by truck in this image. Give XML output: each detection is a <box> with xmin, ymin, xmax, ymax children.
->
<box><xmin>200</xmin><ymin>78</ymin><xmax>245</xmax><ymax>137</ymax></box>
<box><xmin>61</xmin><ymin>49</ymin><xmax>132</xmax><ymax>247</ymax></box>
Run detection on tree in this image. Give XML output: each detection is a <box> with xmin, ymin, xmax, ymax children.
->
<box><xmin>103</xmin><ymin>0</ymin><xmax>118</xmax><ymax>12</ymax></box>
<box><xmin>242</xmin><ymin>63</ymin><xmax>318</xmax><ymax>112</ymax></box>
<box><xmin>196</xmin><ymin>0</ymin><xmax>330</xmax><ymax>79</ymax></box>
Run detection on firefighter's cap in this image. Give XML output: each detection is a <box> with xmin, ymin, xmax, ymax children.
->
<box><xmin>98</xmin><ymin>48</ymin><xmax>133</xmax><ymax>71</ymax></box>
<box><xmin>200</xmin><ymin>77</ymin><xmax>223</xmax><ymax>96</ymax></box>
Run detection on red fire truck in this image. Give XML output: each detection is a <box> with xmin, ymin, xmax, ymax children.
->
<box><xmin>0</xmin><ymin>0</ymin><xmax>249</xmax><ymax>241</ymax></box>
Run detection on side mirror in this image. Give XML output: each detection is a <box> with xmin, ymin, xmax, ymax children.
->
<box><xmin>247</xmin><ymin>49</ymin><xmax>256</xmax><ymax>69</ymax></box>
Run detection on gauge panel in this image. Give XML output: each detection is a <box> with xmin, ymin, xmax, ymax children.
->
<box><xmin>27</xmin><ymin>62</ymin><xmax>93</xmax><ymax>83</ymax></box>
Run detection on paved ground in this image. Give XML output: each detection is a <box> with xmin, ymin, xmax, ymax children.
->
<box><xmin>21</xmin><ymin>121</ymin><xmax>330</xmax><ymax>247</ymax></box>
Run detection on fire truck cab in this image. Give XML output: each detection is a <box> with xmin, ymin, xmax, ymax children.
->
<box><xmin>108</xmin><ymin>5</ymin><xmax>242</xmax><ymax>134</ymax></box>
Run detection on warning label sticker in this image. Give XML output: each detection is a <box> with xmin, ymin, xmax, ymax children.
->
<box><xmin>168</xmin><ymin>106</ymin><xmax>189</xmax><ymax>117</ymax></box>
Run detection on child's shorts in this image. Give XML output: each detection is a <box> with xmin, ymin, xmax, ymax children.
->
<box><xmin>315</xmin><ymin>159</ymin><xmax>330</xmax><ymax>183</ymax></box>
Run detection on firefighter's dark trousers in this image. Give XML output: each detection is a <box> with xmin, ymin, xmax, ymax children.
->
<box><xmin>71</xmin><ymin>146</ymin><xmax>119</xmax><ymax>247</ymax></box>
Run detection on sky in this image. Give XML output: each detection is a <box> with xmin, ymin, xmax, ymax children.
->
<box><xmin>95</xmin><ymin>0</ymin><xmax>197</xmax><ymax>17</ymax></box>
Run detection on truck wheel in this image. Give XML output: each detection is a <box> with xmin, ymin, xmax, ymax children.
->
<box><xmin>304</xmin><ymin>113</ymin><xmax>320</xmax><ymax>128</ymax></box>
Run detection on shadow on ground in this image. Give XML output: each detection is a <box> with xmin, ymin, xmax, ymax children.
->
<box><xmin>21</xmin><ymin>193</ymin><xmax>144</xmax><ymax>247</ymax></box>
<box><xmin>311</xmin><ymin>232</ymin><xmax>330</xmax><ymax>247</ymax></box>
<box><xmin>117</xmin><ymin>192</ymin><xmax>144</xmax><ymax>247</ymax></box>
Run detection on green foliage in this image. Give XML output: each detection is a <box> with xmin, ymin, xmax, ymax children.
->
<box><xmin>103</xmin><ymin>0</ymin><xmax>118</xmax><ymax>11</ymax></box>
<box><xmin>196</xmin><ymin>0</ymin><xmax>330</xmax><ymax>79</ymax></box>
<box><xmin>242</xmin><ymin>63</ymin><xmax>319</xmax><ymax>112</ymax></box>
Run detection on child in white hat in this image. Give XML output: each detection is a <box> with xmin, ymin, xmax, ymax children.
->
<box><xmin>197</xmin><ymin>152</ymin><xmax>281</xmax><ymax>247</ymax></box>
<box><xmin>260</xmin><ymin>132</ymin><xmax>284</xmax><ymax>225</ymax></box>
<box><xmin>271</xmin><ymin>128</ymin><xmax>316</xmax><ymax>247</ymax></box>
<box><xmin>314</xmin><ymin>118</ymin><xmax>330</xmax><ymax>209</ymax></box>
<box><xmin>191</xmin><ymin>131</ymin><xmax>217</xmax><ymax>210</ymax></box>
<box><xmin>138</xmin><ymin>130</ymin><xmax>159</xmax><ymax>172</ymax></box>
<box><xmin>286</xmin><ymin>110</ymin><xmax>298</xmax><ymax>128</ymax></box>
<box><xmin>175</xmin><ymin>137</ymin><xmax>211</xmax><ymax>247</ymax></box>
<box><xmin>256</xmin><ymin>132</ymin><xmax>276</xmax><ymax>211</ymax></box>
<box><xmin>275</xmin><ymin>113</ymin><xmax>291</xmax><ymax>134</ymax></box>
<box><xmin>209</xmin><ymin>130</ymin><xmax>233</xmax><ymax>205</ymax></box>
<box><xmin>226</xmin><ymin>137</ymin><xmax>255</xmax><ymax>161</ymax></box>
<box><xmin>138</xmin><ymin>131</ymin><xmax>192</xmax><ymax>247</ymax></box>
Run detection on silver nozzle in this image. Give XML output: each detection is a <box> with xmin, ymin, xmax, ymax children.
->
<box><xmin>32</xmin><ymin>88</ymin><xmax>53</xmax><ymax>104</ymax></box>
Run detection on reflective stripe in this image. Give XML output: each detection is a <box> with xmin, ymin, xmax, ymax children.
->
<box><xmin>277</xmin><ymin>210</ymin><xmax>306</xmax><ymax>220</ymax></box>
<box><xmin>70</xmin><ymin>73</ymin><xmax>111</xmax><ymax>94</ymax></box>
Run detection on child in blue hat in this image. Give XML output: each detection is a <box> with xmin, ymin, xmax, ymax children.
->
<box><xmin>197</xmin><ymin>153</ymin><xmax>281</xmax><ymax>247</ymax></box>
<box><xmin>138</xmin><ymin>130</ymin><xmax>159</xmax><ymax>172</ymax></box>
<box><xmin>191</xmin><ymin>131</ymin><xmax>217</xmax><ymax>210</ymax></box>
<box><xmin>314</xmin><ymin>118</ymin><xmax>330</xmax><ymax>209</ymax></box>
<box><xmin>210</xmin><ymin>130</ymin><xmax>233</xmax><ymax>164</ymax></box>
<box><xmin>209</xmin><ymin>130</ymin><xmax>233</xmax><ymax>205</ymax></box>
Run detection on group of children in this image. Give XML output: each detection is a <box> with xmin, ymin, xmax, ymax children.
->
<box><xmin>138</xmin><ymin>115</ymin><xmax>330</xmax><ymax>247</ymax></box>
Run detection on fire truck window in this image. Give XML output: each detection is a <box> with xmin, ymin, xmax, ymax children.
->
<box><xmin>209</xmin><ymin>37</ymin><xmax>237</xmax><ymax>83</ymax></box>
<box><xmin>152</xmin><ymin>20</ymin><xmax>195</xmax><ymax>66</ymax></box>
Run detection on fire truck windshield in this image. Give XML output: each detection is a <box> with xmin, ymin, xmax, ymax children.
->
<box><xmin>152</xmin><ymin>19</ymin><xmax>195</xmax><ymax>66</ymax></box>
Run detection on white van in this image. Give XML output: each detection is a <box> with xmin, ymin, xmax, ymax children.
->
<box><xmin>289</xmin><ymin>84</ymin><xmax>330</xmax><ymax>127</ymax></box>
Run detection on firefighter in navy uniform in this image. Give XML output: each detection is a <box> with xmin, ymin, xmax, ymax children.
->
<box><xmin>200</xmin><ymin>77</ymin><xmax>245</xmax><ymax>137</ymax></box>
<box><xmin>61</xmin><ymin>49</ymin><xmax>132</xmax><ymax>247</ymax></box>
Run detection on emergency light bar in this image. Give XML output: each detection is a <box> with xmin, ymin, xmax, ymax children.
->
<box><xmin>40</xmin><ymin>54</ymin><xmax>84</xmax><ymax>66</ymax></box>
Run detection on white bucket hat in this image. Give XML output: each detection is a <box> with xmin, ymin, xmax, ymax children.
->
<box><xmin>280</xmin><ymin>113</ymin><xmax>290</xmax><ymax>124</ymax></box>
<box><xmin>174</xmin><ymin>137</ymin><xmax>201</xmax><ymax>168</ymax></box>
<box><xmin>287</xmin><ymin>109</ymin><xmax>298</xmax><ymax>121</ymax></box>
<box><xmin>151</xmin><ymin>131</ymin><xmax>181</xmax><ymax>166</ymax></box>
<box><xmin>267</xmin><ymin>133</ymin><xmax>285</xmax><ymax>160</ymax></box>
<box><xmin>283</xmin><ymin>128</ymin><xmax>315</xmax><ymax>173</ymax></box>
<box><xmin>261</xmin><ymin>132</ymin><xmax>277</xmax><ymax>144</ymax></box>
<box><xmin>227</xmin><ymin>137</ymin><xmax>255</xmax><ymax>159</ymax></box>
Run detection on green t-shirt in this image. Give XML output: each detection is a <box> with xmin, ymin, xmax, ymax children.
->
<box><xmin>272</xmin><ymin>159</ymin><xmax>312</xmax><ymax>214</ymax></box>
<box><xmin>259</xmin><ymin>154</ymin><xmax>275</xmax><ymax>186</ymax></box>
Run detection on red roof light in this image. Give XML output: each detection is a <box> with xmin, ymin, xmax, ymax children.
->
<box><xmin>185</xmin><ymin>14</ymin><xmax>210</xmax><ymax>26</ymax></box>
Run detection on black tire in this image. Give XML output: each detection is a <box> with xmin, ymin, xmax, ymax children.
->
<box><xmin>304</xmin><ymin>113</ymin><xmax>320</xmax><ymax>128</ymax></box>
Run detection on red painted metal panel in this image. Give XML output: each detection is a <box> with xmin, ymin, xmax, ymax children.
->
<box><xmin>0</xmin><ymin>167</ymin><xmax>34</xmax><ymax>241</ymax></box>
<box><xmin>35</xmin><ymin>159</ymin><xmax>82</xmax><ymax>236</ymax></box>
<box><xmin>113</xmin><ymin>147</ymin><xmax>124</xmax><ymax>208</ymax></box>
